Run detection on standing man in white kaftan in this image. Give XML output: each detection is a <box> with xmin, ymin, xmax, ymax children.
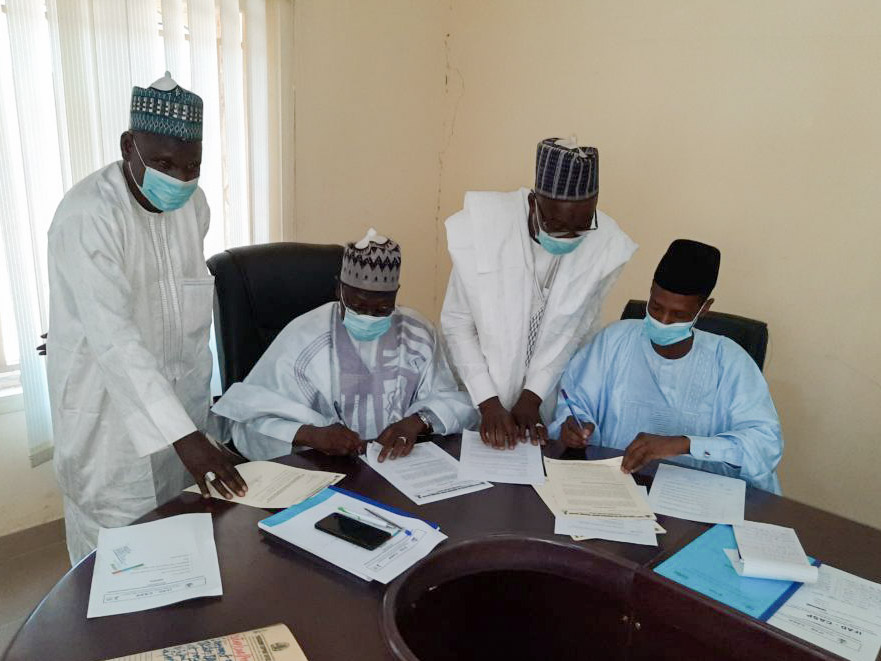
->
<box><xmin>442</xmin><ymin>137</ymin><xmax>637</xmax><ymax>449</ymax></box>
<box><xmin>47</xmin><ymin>73</ymin><xmax>247</xmax><ymax>563</ymax></box>
<box><xmin>550</xmin><ymin>240</ymin><xmax>783</xmax><ymax>493</ymax></box>
<box><xmin>212</xmin><ymin>229</ymin><xmax>476</xmax><ymax>463</ymax></box>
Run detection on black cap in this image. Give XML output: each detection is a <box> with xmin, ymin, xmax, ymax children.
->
<box><xmin>654</xmin><ymin>239</ymin><xmax>721</xmax><ymax>298</ymax></box>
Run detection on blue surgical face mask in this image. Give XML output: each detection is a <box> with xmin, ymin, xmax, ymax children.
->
<box><xmin>642</xmin><ymin>302</ymin><xmax>706</xmax><ymax>347</ymax></box>
<box><xmin>340</xmin><ymin>296</ymin><xmax>393</xmax><ymax>342</ymax></box>
<box><xmin>532</xmin><ymin>198</ymin><xmax>591</xmax><ymax>255</ymax></box>
<box><xmin>128</xmin><ymin>138</ymin><xmax>199</xmax><ymax>212</ymax></box>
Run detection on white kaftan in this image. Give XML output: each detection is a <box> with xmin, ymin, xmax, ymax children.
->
<box><xmin>47</xmin><ymin>162</ymin><xmax>214</xmax><ymax>562</ymax></box>
<box><xmin>441</xmin><ymin>188</ymin><xmax>637</xmax><ymax>419</ymax></box>
<box><xmin>211</xmin><ymin>302</ymin><xmax>477</xmax><ymax>460</ymax></box>
<box><xmin>548</xmin><ymin>320</ymin><xmax>783</xmax><ymax>493</ymax></box>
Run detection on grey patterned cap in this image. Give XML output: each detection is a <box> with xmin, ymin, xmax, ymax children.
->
<box><xmin>340</xmin><ymin>228</ymin><xmax>401</xmax><ymax>292</ymax></box>
<box><xmin>534</xmin><ymin>136</ymin><xmax>598</xmax><ymax>201</ymax></box>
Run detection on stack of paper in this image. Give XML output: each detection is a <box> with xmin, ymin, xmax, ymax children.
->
<box><xmin>184</xmin><ymin>461</ymin><xmax>345</xmax><ymax>509</ymax></box>
<box><xmin>536</xmin><ymin>457</ymin><xmax>662</xmax><ymax>547</ymax></box>
<box><xmin>647</xmin><ymin>463</ymin><xmax>745</xmax><ymax>525</ymax></box>
<box><xmin>768</xmin><ymin>565</ymin><xmax>881</xmax><ymax>661</ymax></box>
<box><xmin>362</xmin><ymin>441</ymin><xmax>492</xmax><ymax>505</ymax></box>
<box><xmin>87</xmin><ymin>513</ymin><xmax>222</xmax><ymax>618</ymax></box>
<box><xmin>102</xmin><ymin>623</ymin><xmax>308</xmax><ymax>661</ymax></box>
<box><xmin>259</xmin><ymin>486</ymin><xmax>447</xmax><ymax>583</ymax></box>
<box><xmin>458</xmin><ymin>430</ymin><xmax>546</xmax><ymax>485</ymax></box>
<box><xmin>725</xmin><ymin>521</ymin><xmax>819</xmax><ymax>583</ymax></box>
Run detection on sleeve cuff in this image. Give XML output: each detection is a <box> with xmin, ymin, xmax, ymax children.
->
<box><xmin>464</xmin><ymin>371</ymin><xmax>497</xmax><ymax>408</ymax></box>
<box><xmin>135</xmin><ymin>395</ymin><xmax>198</xmax><ymax>456</ymax></box>
<box><xmin>688</xmin><ymin>435</ymin><xmax>743</xmax><ymax>466</ymax></box>
<box><xmin>524</xmin><ymin>370</ymin><xmax>558</xmax><ymax>404</ymax></box>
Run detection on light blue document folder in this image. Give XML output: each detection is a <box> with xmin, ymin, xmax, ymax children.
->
<box><xmin>653</xmin><ymin>524</ymin><xmax>820</xmax><ymax>620</ymax></box>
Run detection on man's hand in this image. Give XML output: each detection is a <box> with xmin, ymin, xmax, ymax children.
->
<box><xmin>296</xmin><ymin>423</ymin><xmax>365</xmax><ymax>457</ymax></box>
<box><xmin>478</xmin><ymin>397</ymin><xmax>518</xmax><ymax>449</ymax></box>
<box><xmin>174</xmin><ymin>431</ymin><xmax>248</xmax><ymax>500</ymax></box>
<box><xmin>510</xmin><ymin>389</ymin><xmax>547</xmax><ymax>446</ymax></box>
<box><xmin>375</xmin><ymin>414</ymin><xmax>425</xmax><ymax>462</ymax></box>
<box><xmin>621</xmin><ymin>433</ymin><xmax>690</xmax><ymax>474</ymax></box>
<box><xmin>560</xmin><ymin>416</ymin><xmax>595</xmax><ymax>449</ymax></box>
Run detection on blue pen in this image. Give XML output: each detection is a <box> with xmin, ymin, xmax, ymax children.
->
<box><xmin>364</xmin><ymin>507</ymin><xmax>412</xmax><ymax>537</ymax></box>
<box><xmin>560</xmin><ymin>388</ymin><xmax>586</xmax><ymax>433</ymax></box>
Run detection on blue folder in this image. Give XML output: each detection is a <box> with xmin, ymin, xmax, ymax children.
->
<box><xmin>653</xmin><ymin>524</ymin><xmax>820</xmax><ymax>620</ymax></box>
<box><xmin>261</xmin><ymin>485</ymin><xmax>440</xmax><ymax>529</ymax></box>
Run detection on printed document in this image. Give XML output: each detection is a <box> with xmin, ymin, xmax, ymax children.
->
<box><xmin>259</xmin><ymin>488</ymin><xmax>446</xmax><ymax>583</ymax></box>
<box><xmin>768</xmin><ymin>565</ymin><xmax>881</xmax><ymax>661</ymax></box>
<box><xmin>543</xmin><ymin>456</ymin><xmax>654</xmax><ymax>519</ymax></box>
<box><xmin>458</xmin><ymin>430</ymin><xmax>545</xmax><ymax>485</ymax></box>
<box><xmin>87</xmin><ymin>513</ymin><xmax>222</xmax><ymax>618</ymax></box>
<box><xmin>730</xmin><ymin>521</ymin><xmax>818</xmax><ymax>583</ymax></box>
<box><xmin>363</xmin><ymin>441</ymin><xmax>492</xmax><ymax>505</ymax></box>
<box><xmin>185</xmin><ymin>461</ymin><xmax>345</xmax><ymax>509</ymax></box>
<box><xmin>648</xmin><ymin>463</ymin><xmax>745</xmax><ymax>525</ymax></box>
<box><xmin>554</xmin><ymin>516</ymin><xmax>658</xmax><ymax>546</ymax></box>
<box><xmin>102</xmin><ymin>623</ymin><xmax>308</xmax><ymax>660</ymax></box>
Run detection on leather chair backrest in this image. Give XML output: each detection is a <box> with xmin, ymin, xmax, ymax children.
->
<box><xmin>620</xmin><ymin>299</ymin><xmax>769</xmax><ymax>371</ymax></box>
<box><xmin>207</xmin><ymin>242</ymin><xmax>344</xmax><ymax>392</ymax></box>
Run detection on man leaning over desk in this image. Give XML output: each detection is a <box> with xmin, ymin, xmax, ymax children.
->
<box><xmin>548</xmin><ymin>240</ymin><xmax>783</xmax><ymax>493</ymax></box>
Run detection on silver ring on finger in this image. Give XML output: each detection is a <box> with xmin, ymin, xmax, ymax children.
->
<box><xmin>397</xmin><ymin>435</ymin><xmax>408</xmax><ymax>443</ymax></box>
<box><xmin>204</xmin><ymin>471</ymin><xmax>217</xmax><ymax>482</ymax></box>
<box><xmin>535</xmin><ymin>423</ymin><xmax>545</xmax><ymax>429</ymax></box>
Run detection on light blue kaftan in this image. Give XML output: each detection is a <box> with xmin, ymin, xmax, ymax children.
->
<box><xmin>548</xmin><ymin>320</ymin><xmax>783</xmax><ymax>493</ymax></box>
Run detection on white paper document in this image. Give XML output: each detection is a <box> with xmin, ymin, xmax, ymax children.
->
<box><xmin>534</xmin><ymin>480</ymin><xmax>663</xmax><ymax>545</ymax></box>
<box><xmin>363</xmin><ymin>441</ymin><xmax>492</xmax><ymax>505</ymax></box>
<box><xmin>457</xmin><ymin>430</ymin><xmax>545</xmax><ymax>485</ymax></box>
<box><xmin>87</xmin><ymin>513</ymin><xmax>222</xmax><ymax>618</ymax></box>
<box><xmin>184</xmin><ymin>461</ymin><xmax>345</xmax><ymax>509</ymax></box>
<box><xmin>648</xmin><ymin>463</ymin><xmax>745</xmax><ymax>525</ymax></box>
<box><xmin>731</xmin><ymin>521</ymin><xmax>818</xmax><ymax>583</ymax></box>
<box><xmin>543</xmin><ymin>456</ymin><xmax>654</xmax><ymax>519</ymax></box>
<box><xmin>258</xmin><ymin>488</ymin><xmax>447</xmax><ymax>583</ymax></box>
<box><xmin>554</xmin><ymin>516</ymin><xmax>658</xmax><ymax>546</ymax></box>
<box><xmin>768</xmin><ymin>565</ymin><xmax>881</xmax><ymax>661</ymax></box>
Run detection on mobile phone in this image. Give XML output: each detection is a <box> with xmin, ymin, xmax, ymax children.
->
<box><xmin>314</xmin><ymin>512</ymin><xmax>392</xmax><ymax>550</ymax></box>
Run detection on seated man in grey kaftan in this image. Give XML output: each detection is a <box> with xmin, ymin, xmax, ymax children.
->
<box><xmin>212</xmin><ymin>229</ymin><xmax>476</xmax><ymax>462</ymax></box>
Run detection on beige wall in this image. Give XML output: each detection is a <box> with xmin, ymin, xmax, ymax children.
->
<box><xmin>0</xmin><ymin>403</ymin><xmax>63</xmax><ymax>536</ymax></box>
<box><xmin>290</xmin><ymin>0</ymin><xmax>450</xmax><ymax>311</ymax></box>
<box><xmin>291</xmin><ymin>1</ymin><xmax>881</xmax><ymax>529</ymax></box>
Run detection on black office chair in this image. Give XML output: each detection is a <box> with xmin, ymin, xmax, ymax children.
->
<box><xmin>208</xmin><ymin>242</ymin><xmax>344</xmax><ymax>393</ymax></box>
<box><xmin>620</xmin><ymin>299</ymin><xmax>769</xmax><ymax>371</ymax></box>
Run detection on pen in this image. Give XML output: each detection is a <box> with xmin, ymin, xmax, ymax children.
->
<box><xmin>336</xmin><ymin>507</ymin><xmax>398</xmax><ymax>532</ymax></box>
<box><xmin>111</xmin><ymin>563</ymin><xmax>144</xmax><ymax>575</ymax></box>
<box><xmin>333</xmin><ymin>401</ymin><xmax>345</xmax><ymax>424</ymax></box>
<box><xmin>560</xmin><ymin>388</ymin><xmax>586</xmax><ymax>432</ymax></box>
<box><xmin>364</xmin><ymin>507</ymin><xmax>412</xmax><ymax>537</ymax></box>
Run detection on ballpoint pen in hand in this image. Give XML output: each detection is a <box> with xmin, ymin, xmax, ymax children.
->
<box><xmin>560</xmin><ymin>388</ymin><xmax>586</xmax><ymax>433</ymax></box>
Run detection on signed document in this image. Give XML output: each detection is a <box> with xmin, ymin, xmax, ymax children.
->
<box><xmin>102</xmin><ymin>623</ymin><xmax>308</xmax><ymax>660</ymax></box>
<box><xmin>185</xmin><ymin>461</ymin><xmax>345</xmax><ymax>509</ymax></box>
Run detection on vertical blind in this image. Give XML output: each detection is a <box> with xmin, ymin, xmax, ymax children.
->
<box><xmin>0</xmin><ymin>0</ymin><xmax>292</xmax><ymax>466</ymax></box>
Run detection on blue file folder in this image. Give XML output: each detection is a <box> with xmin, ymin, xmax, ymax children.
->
<box><xmin>653</xmin><ymin>524</ymin><xmax>820</xmax><ymax>620</ymax></box>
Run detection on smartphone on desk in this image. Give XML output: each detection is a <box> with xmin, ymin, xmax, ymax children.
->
<box><xmin>314</xmin><ymin>512</ymin><xmax>392</xmax><ymax>550</ymax></box>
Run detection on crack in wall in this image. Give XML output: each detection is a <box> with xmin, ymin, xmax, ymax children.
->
<box><xmin>432</xmin><ymin>7</ymin><xmax>465</xmax><ymax>319</ymax></box>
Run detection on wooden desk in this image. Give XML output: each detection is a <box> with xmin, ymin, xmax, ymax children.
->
<box><xmin>4</xmin><ymin>439</ymin><xmax>880</xmax><ymax>661</ymax></box>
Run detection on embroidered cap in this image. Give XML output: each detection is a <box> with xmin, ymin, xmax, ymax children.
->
<box><xmin>340</xmin><ymin>228</ymin><xmax>401</xmax><ymax>292</ymax></box>
<box><xmin>130</xmin><ymin>71</ymin><xmax>203</xmax><ymax>142</ymax></box>
<box><xmin>534</xmin><ymin>136</ymin><xmax>599</xmax><ymax>201</ymax></box>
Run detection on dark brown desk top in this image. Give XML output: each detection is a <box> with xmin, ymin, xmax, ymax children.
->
<box><xmin>5</xmin><ymin>439</ymin><xmax>881</xmax><ymax>661</ymax></box>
